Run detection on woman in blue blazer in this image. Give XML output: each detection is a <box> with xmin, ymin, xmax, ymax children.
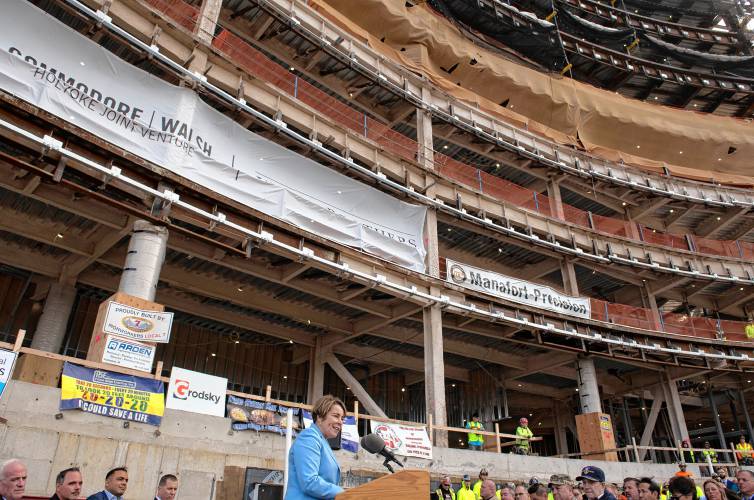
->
<box><xmin>286</xmin><ymin>395</ymin><xmax>346</xmax><ymax>500</ymax></box>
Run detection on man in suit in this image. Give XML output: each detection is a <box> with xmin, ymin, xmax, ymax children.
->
<box><xmin>86</xmin><ymin>467</ymin><xmax>128</xmax><ymax>500</ymax></box>
<box><xmin>0</xmin><ymin>459</ymin><xmax>27</xmax><ymax>500</ymax></box>
<box><xmin>51</xmin><ymin>467</ymin><xmax>83</xmax><ymax>500</ymax></box>
<box><xmin>154</xmin><ymin>474</ymin><xmax>178</xmax><ymax>500</ymax></box>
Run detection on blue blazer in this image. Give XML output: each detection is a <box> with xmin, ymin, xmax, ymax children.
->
<box><xmin>285</xmin><ymin>424</ymin><xmax>344</xmax><ymax>500</ymax></box>
<box><xmin>85</xmin><ymin>492</ymin><xmax>110</xmax><ymax>500</ymax></box>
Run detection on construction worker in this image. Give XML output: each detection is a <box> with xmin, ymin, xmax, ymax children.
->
<box><xmin>474</xmin><ymin>469</ymin><xmax>489</xmax><ymax>498</ymax></box>
<box><xmin>458</xmin><ymin>474</ymin><xmax>479</xmax><ymax>500</ymax></box>
<box><xmin>746</xmin><ymin>321</ymin><xmax>754</xmax><ymax>339</ymax></box>
<box><xmin>701</xmin><ymin>441</ymin><xmax>718</xmax><ymax>463</ymax></box>
<box><xmin>737</xmin><ymin>435</ymin><xmax>754</xmax><ymax>465</ymax></box>
<box><xmin>433</xmin><ymin>474</ymin><xmax>456</xmax><ymax>500</ymax></box>
<box><xmin>466</xmin><ymin>414</ymin><xmax>485</xmax><ymax>451</ymax></box>
<box><xmin>515</xmin><ymin>417</ymin><xmax>534</xmax><ymax>455</ymax></box>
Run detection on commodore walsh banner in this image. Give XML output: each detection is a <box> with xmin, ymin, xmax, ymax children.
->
<box><xmin>60</xmin><ymin>362</ymin><xmax>165</xmax><ymax>426</ymax></box>
<box><xmin>446</xmin><ymin>259</ymin><xmax>591</xmax><ymax>319</ymax></box>
<box><xmin>0</xmin><ymin>0</ymin><xmax>427</xmax><ymax>272</ymax></box>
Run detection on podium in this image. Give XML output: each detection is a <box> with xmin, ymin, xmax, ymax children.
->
<box><xmin>336</xmin><ymin>470</ymin><xmax>429</xmax><ymax>500</ymax></box>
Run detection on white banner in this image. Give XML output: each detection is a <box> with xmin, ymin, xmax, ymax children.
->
<box><xmin>102</xmin><ymin>335</ymin><xmax>155</xmax><ymax>372</ymax></box>
<box><xmin>103</xmin><ymin>302</ymin><xmax>173</xmax><ymax>343</ymax></box>
<box><xmin>166</xmin><ymin>366</ymin><xmax>227</xmax><ymax>417</ymax></box>
<box><xmin>0</xmin><ymin>349</ymin><xmax>17</xmax><ymax>400</ymax></box>
<box><xmin>0</xmin><ymin>0</ymin><xmax>427</xmax><ymax>272</ymax></box>
<box><xmin>370</xmin><ymin>420</ymin><xmax>432</xmax><ymax>459</ymax></box>
<box><xmin>446</xmin><ymin>259</ymin><xmax>591</xmax><ymax>319</ymax></box>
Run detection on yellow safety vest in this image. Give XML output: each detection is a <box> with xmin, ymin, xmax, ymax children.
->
<box><xmin>746</xmin><ymin>323</ymin><xmax>754</xmax><ymax>339</ymax></box>
<box><xmin>458</xmin><ymin>484</ymin><xmax>479</xmax><ymax>500</ymax></box>
<box><xmin>468</xmin><ymin>421</ymin><xmax>484</xmax><ymax>444</ymax></box>
<box><xmin>436</xmin><ymin>487</ymin><xmax>456</xmax><ymax>500</ymax></box>
<box><xmin>496</xmin><ymin>491</ymin><xmax>502</xmax><ymax>500</ymax></box>
<box><xmin>737</xmin><ymin>442</ymin><xmax>753</xmax><ymax>458</ymax></box>
<box><xmin>474</xmin><ymin>481</ymin><xmax>482</xmax><ymax>498</ymax></box>
<box><xmin>701</xmin><ymin>449</ymin><xmax>718</xmax><ymax>463</ymax></box>
<box><xmin>516</xmin><ymin>426</ymin><xmax>534</xmax><ymax>449</ymax></box>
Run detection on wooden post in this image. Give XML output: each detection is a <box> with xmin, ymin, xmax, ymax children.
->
<box><xmin>632</xmin><ymin>437</ymin><xmax>641</xmax><ymax>463</ymax></box>
<box><xmin>495</xmin><ymin>423</ymin><xmax>502</xmax><ymax>453</ymax></box>
<box><xmin>265</xmin><ymin>385</ymin><xmax>272</xmax><ymax>402</ymax></box>
<box><xmin>677</xmin><ymin>440</ymin><xmax>684</xmax><ymax>463</ymax></box>
<box><xmin>13</xmin><ymin>330</ymin><xmax>25</xmax><ymax>352</ymax></box>
<box><xmin>732</xmin><ymin>443</ymin><xmax>740</xmax><ymax>467</ymax></box>
<box><xmin>428</xmin><ymin>414</ymin><xmax>434</xmax><ymax>444</ymax></box>
<box><xmin>154</xmin><ymin>361</ymin><xmax>163</xmax><ymax>379</ymax></box>
<box><xmin>354</xmin><ymin>401</ymin><xmax>359</xmax><ymax>424</ymax></box>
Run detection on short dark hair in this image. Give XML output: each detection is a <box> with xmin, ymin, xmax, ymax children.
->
<box><xmin>106</xmin><ymin>467</ymin><xmax>127</xmax><ymax>480</ymax></box>
<box><xmin>737</xmin><ymin>470</ymin><xmax>754</xmax><ymax>480</ymax></box>
<box><xmin>639</xmin><ymin>478</ymin><xmax>660</xmax><ymax>496</ymax></box>
<box><xmin>56</xmin><ymin>467</ymin><xmax>80</xmax><ymax>485</ymax></box>
<box><xmin>668</xmin><ymin>476</ymin><xmax>695</xmax><ymax>497</ymax></box>
<box><xmin>624</xmin><ymin>478</ymin><xmax>640</xmax><ymax>488</ymax></box>
<box><xmin>159</xmin><ymin>474</ymin><xmax>178</xmax><ymax>487</ymax></box>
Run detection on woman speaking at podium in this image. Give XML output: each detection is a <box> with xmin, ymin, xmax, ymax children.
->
<box><xmin>286</xmin><ymin>395</ymin><xmax>346</xmax><ymax>500</ymax></box>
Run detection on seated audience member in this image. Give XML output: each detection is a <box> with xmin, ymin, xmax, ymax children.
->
<box><xmin>155</xmin><ymin>474</ymin><xmax>178</xmax><ymax>500</ymax></box>
<box><xmin>86</xmin><ymin>467</ymin><xmax>128</xmax><ymax>500</ymax></box>
<box><xmin>51</xmin><ymin>467</ymin><xmax>83</xmax><ymax>500</ymax></box>
<box><xmin>0</xmin><ymin>459</ymin><xmax>27</xmax><ymax>500</ymax></box>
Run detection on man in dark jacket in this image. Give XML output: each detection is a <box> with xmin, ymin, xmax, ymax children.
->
<box><xmin>86</xmin><ymin>467</ymin><xmax>128</xmax><ymax>500</ymax></box>
<box><xmin>154</xmin><ymin>474</ymin><xmax>178</xmax><ymax>500</ymax></box>
<box><xmin>50</xmin><ymin>468</ymin><xmax>82</xmax><ymax>500</ymax></box>
<box><xmin>576</xmin><ymin>466</ymin><xmax>617</xmax><ymax>500</ymax></box>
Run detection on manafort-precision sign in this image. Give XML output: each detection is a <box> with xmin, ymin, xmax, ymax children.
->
<box><xmin>446</xmin><ymin>259</ymin><xmax>591</xmax><ymax>319</ymax></box>
<box><xmin>0</xmin><ymin>0</ymin><xmax>427</xmax><ymax>272</ymax></box>
<box><xmin>103</xmin><ymin>302</ymin><xmax>173</xmax><ymax>343</ymax></box>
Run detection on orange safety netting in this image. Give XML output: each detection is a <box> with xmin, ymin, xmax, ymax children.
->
<box><xmin>143</xmin><ymin>0</ymin><xmax>754</xmax><ymax>343</ymax></box>
<box><xmin>640</xmin><ymin>226</ymin><xmax>690</xmax><ymax>251</ymax></box>
<box><xmin>692</xmin><ymin>237</ymin><xmax>742</xmax><ymax>260</ymax></box>
<box><xmin>662</xmin><ymin>313</ymin><xmax>719</xmax><ymax>340</ymax></box>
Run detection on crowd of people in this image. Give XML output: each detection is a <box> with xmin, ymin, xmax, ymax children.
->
<box><xmin>0</xmin><ymin>459</ymin><xmax>179</xmax><ymax>500</ymax></box>
<box><xmin>431</xmin><ymin>465</ymin><xmax>754</xmax><ymax>500</ymax></box>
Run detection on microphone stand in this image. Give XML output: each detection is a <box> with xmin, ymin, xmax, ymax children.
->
<box><xmin>382</xmin><ymin>457</ymin><xmax>395</xmax><ymax>474</ymax></box>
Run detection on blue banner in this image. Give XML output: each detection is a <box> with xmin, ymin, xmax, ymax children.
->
<box><xmin>60</xmin><ymin>362</ymin><xmax>165</xmax><ymax>426</ymax></box>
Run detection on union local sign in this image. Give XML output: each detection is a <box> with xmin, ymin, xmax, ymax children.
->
<box><xmin>103</xmin><ymin>302</ymin><xmax>173</xmax><ymax>343</ymax></box>
<box><xmin>446</xmin><ymin>259</ymin><xmax>591</xmax><ymax>319</ymax></box>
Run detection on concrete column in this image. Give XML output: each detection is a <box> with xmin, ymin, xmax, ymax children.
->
<box><xmin>195</xmin><ymin>0</ymin><xmax>222</xmax><ymax>45</ymax></box>
<box><xmin>423</xmin><ymin>300</ymin><xmax>447</xmax><ymax>446</ymax></box>
<box><xmin>30</xmin><ymin>282</ymin><xmax>77</xmax><ymax>353</ymax></box>
<box><xmin>660</xmin><ymin>371</ymin><xmax>689</xmax><ymax>445</ymax></box>
<box><xmin>417</xmin><ymin>86</ymin><xmax>447</xmax><ymax>446</ymax></box>
<box><xmin>546</xmin><ymin>177</ymin><xmax>565</xmax><ymax>220</ymax></box>
<box><xmin>417</xmin><ymin>87</ymin><xmax>435</xmax><ymax>170</ymax></box>
<box><xmin>576</xmin><ymin>356</ymin><xmax>602</xmax><ymax>414</ymax></box>
<box><xmin>118</xmin><ymin>220</ymin><xmax>168</xmax><ymax>302</ymax></box>
<box><xmin>307</xmin><ymin>336</ymin><xmax>325</xmax><ymax>403</ymax></box>
<box><xmin>561</xmin><ymin>259</ymin><xmax>579</xmax><ymax>296</ymax></box>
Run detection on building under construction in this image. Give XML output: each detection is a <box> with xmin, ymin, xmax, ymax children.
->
<box><xmin>1</xmin><ymin>0</ymin><xmax>754</xmax><ymax>496</ymax></box>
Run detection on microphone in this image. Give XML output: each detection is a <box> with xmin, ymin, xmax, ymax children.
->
<box><xmin>360</xmin><ymin>433</ymin><xmax>404</xmax><ymax>473</ymax></box>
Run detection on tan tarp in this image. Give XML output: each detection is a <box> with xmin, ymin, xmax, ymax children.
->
<box><xmin>315</xmin><ymin>0</ymin><xmax>754</xmax><ymax>187</ymax></box>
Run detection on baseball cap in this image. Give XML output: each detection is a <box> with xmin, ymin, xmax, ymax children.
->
<box><xmin>463</xmin><ymin>474</ymin><xmax>471</xmax><ymax>481</ymax></box>
<box><xmin>576</xmin><ymin>466</ymin><xmax>605</xmax><ymax>483</ymax></box>
<box><xmin>549</xmin><ymin>474</ymin><xmax>572</xmax><ymax>487</ymax></box>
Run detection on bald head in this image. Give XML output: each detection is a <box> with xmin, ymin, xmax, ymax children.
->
<box><xmin>481</xmin><ymin>479</ymin><xmax>497</xmax><ymax>500</ymax></box>
<box><xmin>0</xmin><ymin>459</ymin><xmax>27</xmax><ymax>500</ymax></box>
